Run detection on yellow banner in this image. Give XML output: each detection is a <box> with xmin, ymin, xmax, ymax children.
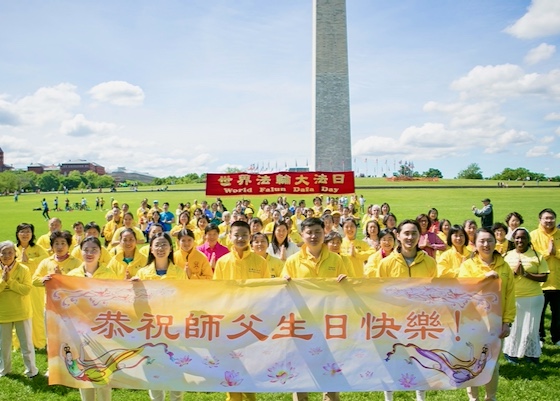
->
<box><xmin>46</xmin><ymin>276</ymin><xmax>501</xmax><ymax>392</ymax></box>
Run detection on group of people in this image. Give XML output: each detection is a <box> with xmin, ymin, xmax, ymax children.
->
<box><xmin>1</xmin><ymin>194</ymin><xmax>559</xmax><ymax>401</ymax></box>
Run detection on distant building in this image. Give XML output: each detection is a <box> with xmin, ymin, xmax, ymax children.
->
<box><xmin>60</xmin><ymin>160</ymin><xmax>105</xmax><ymax>176</ymax></box>
<box><xmin>0</xmin><ymin>148</ymin><xmax>13</xmax><ymax>172</ymax></box>
<box><xmin>110</xmin><ymin>167</ymin><xmax>155</xmax><ymax>184</ymax></box>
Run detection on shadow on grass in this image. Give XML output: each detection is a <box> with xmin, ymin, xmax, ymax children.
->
<box><xmin>6</xmin><ymin>373</ymin><xmax>73</xmax><ymax>396</ymax></box>
<box><xmin>499</xmin><ymin>346</ymin><xmax>560</xmax><ymax>381</ymax></box>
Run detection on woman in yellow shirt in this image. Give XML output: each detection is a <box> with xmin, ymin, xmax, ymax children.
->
<box><xmin>0</xmin><ymin>240</ymin><xmax>38</xmax><ymax>378</ymax></box>
<box><xmin>107</xmin><ymin>228</ymin><xmax>147</xmax><ymax>279</ymax></box>
<box><xmin>364</xmin><ymin>229</ymin><xmax>395</xmax><ymax>278</ymax></box>
<box><xmin>341</xmin><ymin>218</ymin><xmax>373</xmax><ymax>278</ymax></box>
<box><xmin>66</xmin><ymin>237</ymin><xmax>116</xmax><ymax>401</ymax></box>
<box><xmin>15</xmin><ymin>223</ymin><xmax>48</xmax><ymax>349</ymax></box>
<box><xmin>458</xmin><ymin>228</ymin><xmax>515</xmax><ymax>401</ymax></box>
<box><xmin>503</xmin><ymin>228</ymin><xmax>549</xmax><ymax>364</ymax></box>
<box><xmin>250</xmin><ymin>232</ymin><xmax>284</xmax><ymax>278</ymax></box>
<box><xmin>174</xmin><ymin>229</ymin><xmax>213</xmax><ymax>279</ymax></box>
<box><xmin>437</xmin><ymin>225</ymin><xmax>471</xmax><ymax>278</ymax></box>
<box><xmin>133</xmin><ymin>232</ymin><xmax>184</xmax><ymax>401</ymax></box>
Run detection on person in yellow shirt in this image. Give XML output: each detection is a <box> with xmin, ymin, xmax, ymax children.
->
<box><xmin>213</xmin><ymin>221</ymin><xmax>270</xmax><ymax>281</ymax></box>
<box><xmin>36</xmin><ymin>217</ymin><xmax>63</xmax><ymax>254</ymax></box>
<box><xmin>174</xmin><ymin>229</ymin><xmax>213</xmax><ymax>280</ymax></box>
<box><xmin>107</xmin><ymin>228</ymin><xmax>147</xmax><ymax>280</ymax></box>
<box><xmin>323</xmin><ymin>231</ymin><xmax>354</xmax><ymax>278</ymax></box>
<box><xmin>530</xmin><ymin>208</ymin><xmax>560</xmax><ymax>346</ymax></box>
<box><xmin>102</xmin><ymin>206</ymin><xmax>123</xmax><ymax>248</ymax></box>
<box><xmin>64</xmin><ymin>236</ymin><xmax>116</xmax><ymax>401</ymax></box>
<box><xmin>193</xmin><ymin>216</ymin><xmax>210</xmax><ymax>246</ymax></box>
<box><xmin>437</xmin><ymin>225</ymin><xmax>471</xmax><ymax>278</ymax></box>
<box><xmin>33</xmin><ymin>231</ymin><xmax>82</xmax><ymax>287</ymax></box>
<box><xmin>492</xmin><ymin>222</ymin><xmax>513</xmax><ymax>256</ymax></box>
<box><xmin>218</xmin><ymin>211</ymin><xmax>232</xmax><ymax>247</ymax></box>
<box><xmin>0</xmin><ymin>240</ymin><xmax>38</xmax><ymax>378</ymax></box>
<box><xmin>70</xmin><ymin>222</ymin><xmax>112</xmax><ymax>266</ymax></box>
<box><xmin>170</xmin><ymin>211</ymin><xmax>193</xmax><ymax>240</ymax></box>
<box><xmin>132</xmin><ymin>232</ymin><xmax>184</xmax><ymax>401</ymax></box>
<box><xmin>364</xmin><ymin>229</ymin><xmax>395</xmax><ymax>278</ymax></box>
<box><xmin>15</xmin><ymin>223</ymin><xmax>48</xmax><ymax>349</ymax></box>
<box><xmin>250</xmin><ymin>232</ymin><xmax>284</xmax><ymax>278</ymax></box>
<box><xmin>281</xmin><ymin>217</ymin><xmax>346</xmax><ymax>401</ymax></box>
<box><xmin>458</xmin><ymin>228</ymin><xmax>515</xmax><ymax>401</ymax></box>
<box><xmin>503</xmin><ymin>227</ymin><xmax>549</xmax><ymax>364</ymax></box>
<box><xmin>213</xmin><ymin>221</ymin><xmax>269</xmax><ymax>401</ymax></box>
<box><xmin>341</xmin><ymin>218</ymin><xmax>374</xmax><ymax>278</ymax></box>
<box><xmin>67</xmin><ymin>237</ymin><xmax>117</xmax><ymax>280</ymax></box>
<box><xmin>377</xmin><ymin>220</ymin><xmax>435</xmax><ymax>401</ymax></box>
<box><xmin>139</xmin><ymin>224</ymin><xmax>164</xmax><ymax>258</ymax></box>
<box><xmin>110</xmin><ymin>212</ymin><xmax>146</xmax><ymax>249</ymax></box>
<box><xmin>71</xmin><ymin>221</ymin><xmax>85</xmax><ymax>252</ymax></box>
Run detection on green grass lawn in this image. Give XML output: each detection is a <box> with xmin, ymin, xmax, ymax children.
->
<box><xmin>1</xmin><ymin>180</ymin><xmax>559</xmax><ymax>400</ymax></box>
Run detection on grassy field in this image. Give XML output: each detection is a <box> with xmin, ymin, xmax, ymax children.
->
<box><xmin>1</xmin><ymin>179</ymin><xmax>559</xmax><ymax>400</ymax></box>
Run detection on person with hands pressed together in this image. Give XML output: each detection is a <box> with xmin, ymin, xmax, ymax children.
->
<box><xmin>0</xmin><ymin>240</ymin><xmax>39</xmax><ymax>378</ymax></box>
<box><xmin>174</xmin><ymin>229</ymin><xmax>213</xmax><ymax>280</ymax></box>
<box><xmin>503</xmin><ymin>227</ymin><xmax>548</xmax><ymax>364</ymax></box>
<box><xmin>530</xmin><ymin>208</ymin><xmax>560</xmax><ymax>346</ymax></box>
<box><xmin>15</xmin><ymin>223</ymin><xmax>48</xmax><ymax>349</ymax></box>
<box><xmin>281</xmin><ymin>217</ymin><xmax>346</xmax><ymax>401</ymax></box>
<box><xmin>107</xmin><ymin>229</ymin><xmax>147</xmax><ymax>280</ymax></box>
<box><xmin>458</xmin><ymin>228</ymin><xmax>515</xmax><ymax>401</ymax></box>
<box><xmin>33</xmin><ymin>231</ymin><xmax>81</xmax><ymax>286</ymax></box>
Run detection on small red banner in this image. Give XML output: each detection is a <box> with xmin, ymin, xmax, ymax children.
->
<box><xmin>206</xmin><ymin>171</ymin><xmax>355</xmax><ymax>196</ymax></box>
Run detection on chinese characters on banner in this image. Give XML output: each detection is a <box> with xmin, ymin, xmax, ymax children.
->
<box><xmin>46</xmin><ymin>276</ymin><xmax>501</xmax><ymax>392</ymax></box>
<box><xmin>205</xmin><ymin>171</ymin><xmax>355</xmax><ymax>196</ymax></box>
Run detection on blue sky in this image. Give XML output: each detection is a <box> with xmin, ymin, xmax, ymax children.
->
<box><xmin>1</xmin><ymin>0</ymin><xmax>559</xmax><ymax>178</ymax></box>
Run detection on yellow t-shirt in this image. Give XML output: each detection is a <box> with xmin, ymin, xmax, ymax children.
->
<box><xmin>504</xmin><ymin>249</ymin><xmax>549</xmax><ymax>298</ymax></box>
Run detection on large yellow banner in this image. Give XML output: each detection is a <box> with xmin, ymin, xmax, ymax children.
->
<box><xmin>46</xmin><ymin>276</ymin><xmax>501</xmax><ymax>392</ymax></box>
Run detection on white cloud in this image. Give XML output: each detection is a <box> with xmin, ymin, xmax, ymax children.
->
<box><xmin>451</xmin><ymin>64</ymin><xmax>560</xmax><ymax>100</ymax></box>
<box><xmin>504</xmin><ymin>0</ymin><xmax>560</xmax><ymax>39</ymax></box>
<box><xmin>526</xmin><ymin>145</ymin><xmax>552</xmax><ymax>157</ymax></box>
<box><xmin>60</xmin><ymin>114</ymin><xmax>117</xmax><ymax>137</ymax></box>
<box><xmin>545</xmin><ymin>112</ymin><xmax>560</xmax><ymax>120</ymax></box>
<box><xmin>13</xmin><ymin>83</ymin><xmax>80</xmax><ymax>126</ymax></box>
<box><xmin>542</xmin><ymin>135</ymin><xmax>555</xmax><ymax>143</ymax></box>
<box><xmin>524</xmin><ymin>43</ymin><xmax>556</xmax><ymax>65</ymax></box>
<box><xmin>556</xmin><ymin>127</ymin><xmax>560</xmax><ymax>136</ymax></box>
<box><xmin>88</xmin><ymin>81</ymin><xmax>145</xmax><ymax>106</ymax></box>
<box><xmin>484</xmin><ymin>129</ymin><xmax>534</xmax><ymax>154</ymax></box>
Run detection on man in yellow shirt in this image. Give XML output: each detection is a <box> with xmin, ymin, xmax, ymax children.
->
<box><xmin>281</xmin><ymin>217</ymin><xmax>346</xmax><ymax>401</ymax></box>
<box><xmin>213</xmin><ymin>221</ymin><xmax>269</xmax><ymax>401</ymax></box>
<box><xmin>530</xmin><ymin>208</ymin><xmax>560</xmax><ymax>345</ymax></box>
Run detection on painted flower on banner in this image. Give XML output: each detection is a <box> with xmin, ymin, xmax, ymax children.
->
<box><xmin>360</xmin><ymin>371</ymin><xmax>374</xmax><ymax>379</ymax></box>
<box><xmin>323</xmin><ymin>362</ymin><xmax>342</xmax><ymax>376</ymax></box>
<box><xmin>399</xmin><ymin>373</ymin><xmax>417</xmax><ymax>388</ymax></box>
<box><xmin>267</xmin><ymin>361</ymin><xmax>298</xmax><ymax>384</ymax></box>
<box><xmin>221</xmin><ymin>370</ymin><xmax>243</xmax><ymax>387</ymax></box>
<box><xmin>204</xmin><ymin>355</ymin><xmax>220</xmax><ymax>368</ymax></box>
<box><xmin>308</xmin><ymin>347</ymin><xmax>323</xmax><ymax>356</ymax></box>
<box><xmin>229</xmin><ymin>351</ymin><xmax>243</xmax><ymax>359</ymax></box>
<box><xmin>172</xmin><ymin>355</ymin><xmax>192</xmax><ymax>367</ymax></box>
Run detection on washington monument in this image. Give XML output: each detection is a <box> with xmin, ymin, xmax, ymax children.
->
<box><xmin>312</xmin><ymin>0</ymin><xmax>352</xmax><ymax>172</ymax></box>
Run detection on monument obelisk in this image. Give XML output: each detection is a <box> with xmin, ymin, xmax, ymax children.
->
<box><xmin>312</xmin><ymin>0</ymin><xmax>352</xmax><ymax>172</ymax></box>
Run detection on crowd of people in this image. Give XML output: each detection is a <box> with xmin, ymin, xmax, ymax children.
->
<box><xmin>0</xmin><ymin>194</ymin><xmax>558</xmax><ymax>401</ymax></box>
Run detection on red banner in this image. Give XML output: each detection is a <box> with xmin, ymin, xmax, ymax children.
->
<box><xmin>206</xmin><ymin>171</ymin><xmax>355</xmax><ymax>196</ymax></box>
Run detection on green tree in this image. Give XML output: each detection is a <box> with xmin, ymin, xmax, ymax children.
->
<box><xmin>60</xmin><ymin>171</ymin><xmax>83</xmax><ymax>190</ymax></box>
<box><xmin>422</xmin><ymin>168</ymin><xmax>443</xmax><ymax>178</ymax></box>
<box><xmin>491</xmin><ymin>167</ymin><xmax>546</xmax><ymax>181</ymax></box>
<box><xmin>36</xmin><ymin>171</ymin><xmax>61</xmax><ymax>191</ymax></box>
<box><xmin>457</xmin><ymin>163</ymin><xmax>483</xmax><ymax>180</ymax></box>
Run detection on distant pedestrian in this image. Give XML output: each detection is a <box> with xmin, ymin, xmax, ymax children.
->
<box><xmin>41</xmin><ymin>198</ymin><xmax>50</xmax><ymax>220</ymax></box>
<box><xmin>472</xmin><ymin>198</ymin><xmax>493</xmax><ymax>229</ymax></box>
